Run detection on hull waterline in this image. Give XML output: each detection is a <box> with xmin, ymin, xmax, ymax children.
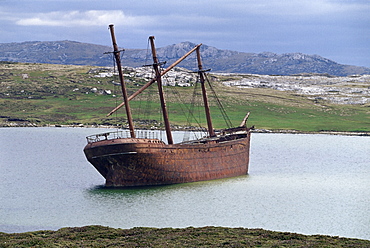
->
<box><xmin>84</xmin><ymin>131</ymin><xmax>251</xmax><ymax>187</ymax></box>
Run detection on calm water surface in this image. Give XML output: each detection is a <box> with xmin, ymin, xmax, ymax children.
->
<box><xmin>0</xmin><ymin>127</ymin><xmax>369</xmax><ymax>240</ymax></box>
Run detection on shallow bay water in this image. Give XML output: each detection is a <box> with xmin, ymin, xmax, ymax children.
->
<box><xmin>0</xmin><ymin>127</ymin><xmax>369</xmax><ymax>240</ymax></box>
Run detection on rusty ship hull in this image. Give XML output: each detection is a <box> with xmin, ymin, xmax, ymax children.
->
<box><xmin>84</xmin><ymin>130</ymin><xmax>251</xmax><ymax>187</ymax></box>
<box><xmin>83</xmin><ymin>26</ymin><xmax>253</xmax><ymax>187</ymax></box>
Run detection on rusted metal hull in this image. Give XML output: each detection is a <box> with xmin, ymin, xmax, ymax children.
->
<box><xmin>83</xmin><ymin>131</ymin><xmax>251</xmax><ymax>187</ymax></box>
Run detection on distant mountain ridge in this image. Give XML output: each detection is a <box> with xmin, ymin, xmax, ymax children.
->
<box><xmin>0</xmin><ymin>40</ymin><xmax>369</xmax><ymax>76</ymax></box>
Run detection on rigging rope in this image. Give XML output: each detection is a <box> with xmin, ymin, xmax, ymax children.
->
<box><xmin>204</xmin><ymin>73</ymin><xmax>233</xmax><ymax>128</ymax></box>
<box><xmin>107</xmin><ymin>52</ymin><xmax>119</xmax><ymax>129</ymax></box>
<box><xmin>165</xmin><ymin>74</ymin><xmax>207</xmax><ymax>132</ymax></box>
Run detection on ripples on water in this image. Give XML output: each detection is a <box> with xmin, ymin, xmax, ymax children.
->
<box><xmin>0</xmin><ymin>128</ymin><xmax>369</xmax><ymax>240</ymax></box>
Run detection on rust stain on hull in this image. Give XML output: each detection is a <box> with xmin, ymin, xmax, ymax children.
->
<box><xmin>84</xmin><ymin>131</ymin><xmax>251</xmax><ymax>187</ymax></box>
<box><xmin>84</xmin><ymin>26</ymin><xmax>252</xmax><ymax>187</ymax></box>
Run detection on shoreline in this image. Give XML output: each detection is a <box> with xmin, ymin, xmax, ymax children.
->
<box><xmin>1</xmin><ymin>122</ymin><xmax>369</xmax><ymax>136</ymax></box>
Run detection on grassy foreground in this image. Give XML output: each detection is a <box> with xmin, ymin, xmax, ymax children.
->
<box><xmin>1</xmin><ymin>62</ymin><xmax>369</xmax><ymax>132</ymax></box>
<box><xmin>1</xmin><ymin>226</ymin><xmax>369</xmax><ymax>247</ymax></box>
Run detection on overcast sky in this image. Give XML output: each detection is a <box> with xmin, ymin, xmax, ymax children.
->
<box><xmin>0</xmin><ymin>0</ymin><xmax>369</xmax><ymax>67</ymax></box>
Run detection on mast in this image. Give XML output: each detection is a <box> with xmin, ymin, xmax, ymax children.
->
<box><xmin>108</xmin><ymin>24</ymin><xmax>135</xmax><ymax>138</ymax></box>
<box><xmin>149</xmin><ymin>36</ymin><xmax>173</xmax><ymax>144</ymax></box>
<box><xmin>106</xmin><ymin>43</ymin><xmax>202</xmax><ymax>117</ymax></box>
<box><xmin>196</xmin><ymin>47</ymin><xmax>215</xmax><ymax>137</ymax></box>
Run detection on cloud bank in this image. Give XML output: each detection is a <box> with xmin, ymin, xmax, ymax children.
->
<box><xmin>15</xmin><ymin>10</ymin><xmax>154</xmax><ymax>27</ymax></box>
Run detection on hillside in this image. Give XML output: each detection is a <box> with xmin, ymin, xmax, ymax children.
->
<box><xmin>1</xmin><ymin>40</ymin><xmax>369</xmax><ymax>76</ymax></box>
<box><xmin>1</xmin><ymin>62</ymin><xmax>369</xmax><ymax>132</ymax></box>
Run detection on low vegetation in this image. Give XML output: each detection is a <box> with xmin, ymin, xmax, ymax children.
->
<box><xmin>1</xmin><ymin>225</ymin><xmax>369</xmax><ymax>247</ymax></box>
<box><xmin>1</xmin><ymin>62</ymin><xmax>369</xmax><ymax>133</ymax></box>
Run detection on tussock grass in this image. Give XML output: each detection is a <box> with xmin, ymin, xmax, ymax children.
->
<box><xmin>1</xmin><ymin>226</ymin><xmax>369</xmax><ymax>247</ymax></box>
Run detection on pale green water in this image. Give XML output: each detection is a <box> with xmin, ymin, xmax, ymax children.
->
<box><xmin>0</xmin><ymin>127</ymin><xmax>369</xmax><ymax>240</ymax></box>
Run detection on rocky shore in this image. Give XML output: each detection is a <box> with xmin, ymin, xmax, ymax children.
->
<box><xmin>1</xmin><ymin>123</ymin><xmax>369</xmax><ymax>137</ymax></box>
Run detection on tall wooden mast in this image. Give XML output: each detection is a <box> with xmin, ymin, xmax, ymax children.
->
<box><xmin>196</xmin><ymin>47</ymin><xmax>215</xmax><ymax>137</ymax></box>
<box><xmin>108</xmin><ymin>24</ymin><xmax>135</xmax><ymax>138</ymax></box>
<box><xmin>106</xmin><ymin>43</ymin><xmax>202</xmax><ymax>117</ymax></box>
<box><xmin>149</xmin><ymin>36</ymin><xmax>173</xmax><ymax>144</ymax></box>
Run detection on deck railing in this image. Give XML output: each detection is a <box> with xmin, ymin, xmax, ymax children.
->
<box><xmin>86</xmin><ymin>130</ymin><xmax>162</xmax><ymax>144</ymax></box>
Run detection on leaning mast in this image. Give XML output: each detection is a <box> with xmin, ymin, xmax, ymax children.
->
<box><xmin>196</xmin><ymin>47</ymin><xmax>215</xmax><ymax>137</ymax></box>
<box><xmin>108</xmin><ymin>24</ymin><xmax>135</xmax><ymax>138</ymax></box>
<box><xmin>149</xmin><ymin>36</ymin><xmax>173</xmax><ymax>144</ymax></box>
<box><xmin>106</xmin><ymin>43</ymin><xmax>202</xmax><ymax>117</ymax></box>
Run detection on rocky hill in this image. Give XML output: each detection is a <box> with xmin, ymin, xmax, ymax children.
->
<box><xmin>1</xmin><ymin>40</ymin><xmax>369</xmax><ymax>76</ymax></box>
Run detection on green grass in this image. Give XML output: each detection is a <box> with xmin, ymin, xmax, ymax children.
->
<box><xmin>1</xmin><ymin>62</ymin><xmax>369</xmax><ymax>132</ymax></box>
<box><xmin>1</xmin><ymin>226</ymin><xmax>369</xmax><ymax>247</ymax></box>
